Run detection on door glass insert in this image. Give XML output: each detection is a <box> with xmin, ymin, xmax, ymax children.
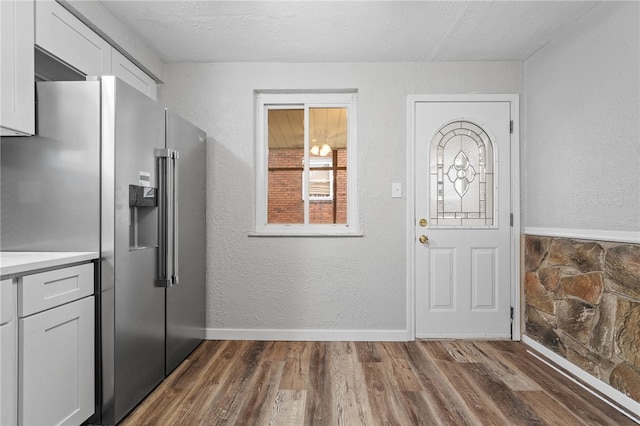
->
<box><xmin>429</xmin><ymin>120</ymin><xmax>494</xmax><ymax>227</ymax></box>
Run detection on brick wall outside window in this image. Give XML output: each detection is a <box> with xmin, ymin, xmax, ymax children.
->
<box><xmin>268</xmin><ymin>149</ymin><xmax>347</xmax><ymax>224</ymax></box>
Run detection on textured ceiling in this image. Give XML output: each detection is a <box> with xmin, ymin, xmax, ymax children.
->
<box><xmin>99</xmin><ymin>1</ymin><xmax>598</xmax><ymax>63</ymax></box>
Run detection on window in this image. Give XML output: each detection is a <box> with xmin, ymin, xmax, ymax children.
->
<box><xmin>254</xmin><ymin>92</ymin><xmax>358</xmax><ymax>235</ymax></box>
<box><xmin>305</xmin><ymin>158</ymin><xmax>333</xmax><ymax>201</ymax></box>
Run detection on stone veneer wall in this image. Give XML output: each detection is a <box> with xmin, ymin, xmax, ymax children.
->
<box><xmin>524</xmin><ymin>235</ymin><xmax>640</xmax><ymax>403</ymax></box>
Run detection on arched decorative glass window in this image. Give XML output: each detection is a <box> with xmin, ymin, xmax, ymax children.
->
<box><xmin>429</xmin><ymin>120</ymin><xmax>495</xmax><ymax>227</ymax></box>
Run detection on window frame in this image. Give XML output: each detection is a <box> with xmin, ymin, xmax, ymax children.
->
<box><xmin>254</xmin><ymin>91</ymin><xmax>359</xmax><ymax>236</ymax></box>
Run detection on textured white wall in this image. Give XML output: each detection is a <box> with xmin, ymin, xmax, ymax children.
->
<box><xmin>524</xmin><ymin>2</ymin><xmax>640</xmax><ymax>232</ymax></box>
<box><xmin>161</xmin><ymin>61</ymin><xmax>522</xmax><ymax>335</ymax></box>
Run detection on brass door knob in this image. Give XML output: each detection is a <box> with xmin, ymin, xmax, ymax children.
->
<box><xmin>419</xmin><ymin>218</ymin><xmax>428</xmax><ymax>227</ymax></box>
<box><xmin>419</xmin><ymin>235</ymin><xmax>428</xmax><ymax>244</ymax></box>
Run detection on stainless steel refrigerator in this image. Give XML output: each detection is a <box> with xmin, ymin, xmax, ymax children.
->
<box><xmin>0</xmin><ymin>76</ymin><xmax>206</xmax><ymax>425</ymax></box>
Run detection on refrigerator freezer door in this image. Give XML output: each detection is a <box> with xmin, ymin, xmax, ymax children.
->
<box><xmin>165</xmin><ymin>110</ymin><xmax>206</xmax><ymax>374</ymax></box>
<box><xmin>100</xmin><ymin>76</ymin><xmax>166</xmax><ymax>424</ymax></box>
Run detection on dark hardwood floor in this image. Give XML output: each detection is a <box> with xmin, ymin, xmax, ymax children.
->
<box><xmin>121</xmin><ymin>340</ymin><xmax>638</xmax><ymax>425</ymax></box>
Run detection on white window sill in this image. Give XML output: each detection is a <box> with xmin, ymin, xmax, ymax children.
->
<box><xmin>249</xmin><ymin>229</ymin><xmax>363</xmax><ymax>238</ymax></box>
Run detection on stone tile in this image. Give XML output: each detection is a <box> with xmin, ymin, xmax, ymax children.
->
<box><xmin>538</xmin><ymin>267</ymin><xmax>561</xmax><ymax>293</ymax></box>
<box><xmin>605</xmin><ymin>244</ymin><xmax>640</xmax><ymax>299</ymax></box>
<box><xmin>523</xmin><ymin>236</ymin><xmax>640</xmax><ymax>405</ymax></box>
<box><xmin>590</xmin><ymin>293</ymin><xmax>618</xmax><ymax>359</ymax></box>
<box><xmin>565</xmin><ymin>346</ymin><xmax>601</xmax><ymax>379</ymax></box>
<box><xmin>525</xmin><ymin>236</ymin><xmax>550</xmax><ymax>271</ymax></box>
<box><xmin>560</xmin><ymin>272</ymin><xmax>604</xmax><ymax>306</ymax></box>
<box><xmin>525</xmin><ymin>305</ymin><xmax>564</xmax><ymax>356</ymax></box>
<box><xmin>561</xmin><ymin>337</ymin><xmax>615</xmax><ymax>381</ymax></box>
<box><xmin>609</xmin><ymin>362</ymin><xmax>640</xmax><ymax>402</ymax></box>
<box><xmin>525</xmin><ymin>271</ymin><xmax>555</xmax><ymax>314</ymax></box>
<box><xmin>547</xmin><ymin>239</ymin><xmax>604</xmax><ymax>273</ymax></box>
<box><xmin>615</xmin><ymin>298</ymin><xmax>640</xmax><ymax>369</ymax></box>
<box><xmin>557</xmin><ymin>299</ymin><xmax>598</xmax><ymax>345</ymax></box>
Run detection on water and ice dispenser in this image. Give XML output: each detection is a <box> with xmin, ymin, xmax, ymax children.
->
<box><xmin>129</xmin><ymin>184</ymin><xmax>158</xmax><ymax>249</ymax></box>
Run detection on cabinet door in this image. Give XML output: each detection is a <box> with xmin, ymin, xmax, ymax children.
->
<box><xmin>35</xmin><ymin>0</ymin><xmax>111</xmax><ymax>76</ymax></box>
<box><xmin>19</xmin><ymin>297</ymin><xmax>94</xmax><ymax>426</ymax></box>
<box><xmin>112</xmin><ymin>49</ymin><xmax>158</xmax><ymax>100</ymax></box>
<box><xmin>0</xmin><ymin>279</ymin><xmax>17</xmax><ymax>426</ymax></box>
<box><xmin>0</xmin><ymin>0</ymin><xmax>35</xmax><ymax>136</ymax></box>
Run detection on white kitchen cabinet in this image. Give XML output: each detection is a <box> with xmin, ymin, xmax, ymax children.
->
<box><xmin>35</xmin><ymin>0</ymin><xmax>112</xmax><ymax>76</ymax></box>
<box><xmin>0</xmin><ymin>0</ymin><xmax>35</xmax><ymax>136</ymax></box>
<box><xmin>0</xmin><ymin>260</ymin><xmax>97</xmax><ymax>426</ymax></box>
<box><xmin>0</xmin><ymin>279</ymin><xmax>18</xmax><ymax>426</ymax></box>
<box><xmin>112</xmin><ymin>49</ymin><xmax>158</xmax><ymax>100</ymax></box>
<box><xmin>35</xmin><ymin>0</ymin><xmax>158</xmax><ymax>99</ymax></box>
<box><xmin>19</xmin><ymin>295</ymin><xmax>94</xmax><ymax>426</ymax></box>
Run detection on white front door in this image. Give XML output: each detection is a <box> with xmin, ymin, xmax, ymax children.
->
<box><xmin>413</xmin><ymin>98</ymin><xmax>515</xmax><ymax>339</ymax></box>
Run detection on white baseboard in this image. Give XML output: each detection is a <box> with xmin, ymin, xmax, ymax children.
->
<box><xmin>522</xmin><ymin>336</ymin><xmax>640</xmax><ymax>421</ymax></box>
<box><xmin>523</xmin><ymin>227</ymin><xmax>640</xmax><ymax>244</ymax></box>
<box><xmin>205</xmin><ymin>328</ymin><xmax>411</xmax><ymax>342</ymax></box>
<box><xmin>416</xmin><ymin>333</ymin><xmax>511</xmax><ymax>340</ymax></box>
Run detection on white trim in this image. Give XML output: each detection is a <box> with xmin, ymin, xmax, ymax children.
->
<box><xmin>248</xmin><ymin>231</ymin><xmax>364</xmax><ymax>238</ymax></box>
<box><xmin>416</xmin><ymin>333</ymin><xmax>511</xmax><ymax>340</ymax></box>
<box><xmin>524</xmin><ymin>227</ymin><xmax>640</xmax><ymax>244</ymax></box>
<box><xmin>406</xmin><ymin>96</ymin><xmax>417</xmax><ymax>340</ymax></box>
<box><xmin>510</xmin><ymin>97</ymin><xmax>521</xmax><ymax>340</ymax></box>
<box><xmin>409</xmin><ymin>94</ymin><xmax>521</xmax><ymax>103</ymax></box>
<box><xmin>406</xmin><ymin>94</ymin><xmax>521</xmax><ymax>341</ymax></box>
<box><xmin>205</xmin><ymin>328</ymin><xmax>411</xmax><ymax>342</ymax></box>
<box><xmin>523</xmin><ymin>336</ymin><xmax>640</xmax><ymax>420</ymax></box>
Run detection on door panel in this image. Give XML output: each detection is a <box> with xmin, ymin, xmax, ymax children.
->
<box><xmin>415</xmin><ymin>101</ymin><xmax>512</xmax><ymax>338</ymax></box>
<box><xmin>472</xmin><ymin>248</ymin><xmax>497</xmax><ymax>309</ymax></box>
<box><xmin>430</xmin><ymin>249</ymin><xmax>455</xmax><ymax>309</ymax></box>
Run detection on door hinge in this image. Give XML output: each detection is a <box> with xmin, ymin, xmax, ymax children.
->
<box><xmin>510</xmin><ymin>307</ymin><xmax>514</xmax><ymax>339</ymax></box>
<box><xmin>510</xmin><ymin>213</ymin><xmax>514</xmax><ymax>227</ymax></box>
<box><xmin>510</xmin><ymin>120</ymin><xmax>513</xmax><ymax>134</ymax></box>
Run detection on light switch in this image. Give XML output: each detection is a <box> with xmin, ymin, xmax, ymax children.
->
<box><xmin>391</xmin><ymin>182</ymin><xmax>402</xmax><ymax>198</ymax></box>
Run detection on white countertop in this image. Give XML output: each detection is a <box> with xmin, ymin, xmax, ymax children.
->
<box><xmin>0</xmin><ymin>252</ymin><xmax>99</xmax><ymax>278</ymax></box>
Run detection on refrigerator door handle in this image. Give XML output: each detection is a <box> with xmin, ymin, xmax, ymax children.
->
<box><xmin>171</xmin><ymin>150</ymin><xmax>180</xmax><ymax>285</ymax></box>
<box><xmin>156</xmin><ymin>148</ymin><xmax>175</xmax><ymax>287</ymax></box>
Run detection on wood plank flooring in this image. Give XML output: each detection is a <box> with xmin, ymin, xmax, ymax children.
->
<box><xmin>121</xmin><ymin>340</ymin><xmax>638</xmax><ymax>425</ymax></box>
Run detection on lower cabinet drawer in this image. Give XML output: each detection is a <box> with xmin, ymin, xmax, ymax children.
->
<box><xmin>19</xmin><ymin>262</ymin><xmax>94</xmax><ymax>317</ymax></box>
<box><xmin>19</xmin><ymin>296</ymin><xmax>94</xmax><ymax>426</ymax></box>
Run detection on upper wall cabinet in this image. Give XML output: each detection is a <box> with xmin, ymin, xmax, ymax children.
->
<box><xmin>35</xmin><ymin>0</ymin><xmax>157</xmax><ymax>100</ymax></box>
<box><xmin>35</xmin><ymin>0</ymin><xmax>112</xmax><ymax>76</ymax></box>
<box><xmin>1</xmin><ymin>0</ymin><xmax>35</xmax><ymax>136</ymax></box>
<box><xmin>112</xmin><ymin>50</ymin><xmax>158</xmax><ymax>100</ymax></box>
